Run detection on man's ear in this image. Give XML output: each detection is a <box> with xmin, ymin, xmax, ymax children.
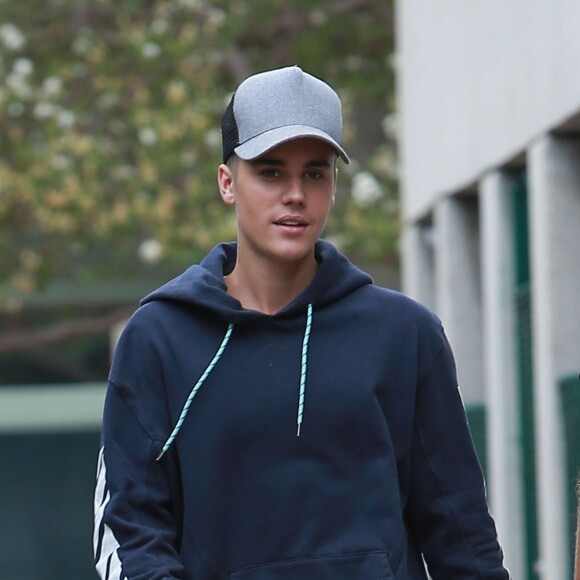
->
<box><xmin>331</xmin><ymin>167</ymin><xmax>338</xmax><ymax>207</ymax></box>
<box><xmin>217</xmin><ymin>164</ymin><xmax>235</xmax><ymax>205</ymax></box>
<box><xmin>332</xmin><ymin>165</ymin><xmax>339</xmax><ymax>206</ymax></box>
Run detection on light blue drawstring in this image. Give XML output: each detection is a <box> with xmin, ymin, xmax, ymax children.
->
<box><xmin>296</xmin><ymin>303</ymin><xmax>313</xmax><ymax>436</ymax></box>
<box><xmin>156</xmin><ymin>303</ymin><xmax>313</xmax><ymax>460</ymax></box>
<box><xmin>156</xmin><ymin>323</ymin><xmax>234</xmax><ymax>460</ymax></box>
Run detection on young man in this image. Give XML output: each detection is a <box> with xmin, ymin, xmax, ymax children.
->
<box><xmin>94</xmin><ymin>66</ymin><xmax>510</xmax><ymax>579</ymax></box>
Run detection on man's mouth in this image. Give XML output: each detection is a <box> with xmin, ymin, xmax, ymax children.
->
<box><xmin>274</xmin><ymin>216</ymin><xmax>308</xmax><ymax>227</ymax></box>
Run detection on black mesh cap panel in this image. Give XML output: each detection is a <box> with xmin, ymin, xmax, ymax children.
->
<box><xmin>221</xmin><ymin>93</ymin><xmax>239</xmax><ymax>163</ymax></box>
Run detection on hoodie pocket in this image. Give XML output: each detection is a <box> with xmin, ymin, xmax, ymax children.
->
<box><xmin>230</xmin><ymin>550</ymin><xmax>394</xmax><ymax>579</ymax></box>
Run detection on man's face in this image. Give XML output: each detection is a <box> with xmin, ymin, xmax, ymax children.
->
<box><xmin>218</xmin><ymin>137</ymin><xmax>337</xmax><ymax>267</ymax></box>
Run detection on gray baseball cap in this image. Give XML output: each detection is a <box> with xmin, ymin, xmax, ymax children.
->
<box><xmin>221</xmin><ymin>66</ymin><xmax>350</xmax><ymax>164</ymax></box>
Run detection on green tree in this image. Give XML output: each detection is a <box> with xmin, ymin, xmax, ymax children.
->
<box><xmin>0</xmin><ymin>0</ymin><xmax>397</xmax><ymax>354</ymax></box>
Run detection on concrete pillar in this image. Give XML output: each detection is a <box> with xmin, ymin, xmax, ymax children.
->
<box><xmin>528</xmin><ymin>135</ymin><xmax>580</xmax><ymax>580</ymax></box>
<box><xmin>479</xmin><ymin>170</ymin><xmax>526</xmax><ymax>579</ymax></box>
<box><xmin>434</xmin><ymin>195</ymin><xmax>484</xmax><ymax>405</ymax></box>
<box><xmin>401</xmin><ymin>221</ymin><xmax>436</xmax><ymax>311</ymax></box>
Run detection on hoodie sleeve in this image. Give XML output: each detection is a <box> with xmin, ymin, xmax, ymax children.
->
<box><xmin>406</xmin><ymin>329</ymin><xmax>510</xmax><ymax>579</ymax></box>
<box><xmin>93</xmin><ymin>311</ymin><xmax>185</xmax><ymax>580</ymax></box>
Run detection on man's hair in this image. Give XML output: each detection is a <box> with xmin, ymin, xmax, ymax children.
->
<box><xmin>226</xmin><ymin>154</ymin><xmax>238</xmax><ymax>175</ymax></box>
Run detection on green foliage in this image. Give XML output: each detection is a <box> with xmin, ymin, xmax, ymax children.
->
<box><xmin>0</xmin><ymin>0</ymin><xmax>397</xmax><ymax>309</ymax></box>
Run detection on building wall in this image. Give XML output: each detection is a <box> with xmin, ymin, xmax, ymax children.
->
<box><xmin>396</xmin><ymin>0</ymin><xmax>580</xmax><ymax>221</ymax></box>
<box><xmin>396</xmin><ymin>2</ymin><xmax>580</xmax><ymax>579</ymax></box>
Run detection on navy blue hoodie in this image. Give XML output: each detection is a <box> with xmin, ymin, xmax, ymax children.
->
<box><xmin>94</xmin><ymin>241</ymin><xmax>509</xmax><ymax>579</ymax></box>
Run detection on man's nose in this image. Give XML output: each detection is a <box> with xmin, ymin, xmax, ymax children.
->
<box><xmin>282</xmin><ymin>176</ymin><xmax>306</xmax><ymax>205</ymax></box>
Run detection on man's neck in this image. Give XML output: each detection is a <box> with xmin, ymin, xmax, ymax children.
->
<box><xmin>224</xmin><ymin>251</ymin><xmax>318</xmax><ymax>315</ymax></box>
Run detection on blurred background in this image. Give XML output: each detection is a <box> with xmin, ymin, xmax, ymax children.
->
<box><xmin>0</xmin><ymin>1</ymin><xmax>398</xmax><ymax>578</ymax></box>
<box><xmin>1</xmin><ymin>1</ymin><xmax>580</xmax><ymax>579</ymax></box>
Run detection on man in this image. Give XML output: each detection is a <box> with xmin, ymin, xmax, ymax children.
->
<box><xmin>94</xmin><ymin>66</ymin><xmax>509</xmax><ymax>579</ymax></box>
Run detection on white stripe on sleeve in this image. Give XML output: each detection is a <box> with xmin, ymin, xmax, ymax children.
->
<box><xmin>93</xmin><ymin>447</ymin><xmax>127</xmax><ymax>580</ymax></box>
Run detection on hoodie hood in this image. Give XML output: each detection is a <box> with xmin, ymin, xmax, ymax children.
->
<box><xmin>141</xmin><ymin>240</ymin><xmax>373</xmax><ymax>324</ymax></box>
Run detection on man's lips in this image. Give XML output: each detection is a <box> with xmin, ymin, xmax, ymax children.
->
<box><xmin>274</xmin><ymin>215</ymin><xmax>308</xmax><ymax>227</ymax></box>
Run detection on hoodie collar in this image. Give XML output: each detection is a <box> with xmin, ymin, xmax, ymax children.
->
<box><xmin>141</xmin><ymin>240</ymin><xmax>373</xmax><ymax>324</ymax></box>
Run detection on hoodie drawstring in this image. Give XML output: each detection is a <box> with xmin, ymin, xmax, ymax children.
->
<box><xmin>156</xmin><ymin>323</ymin><xmax>234</xmax><ymax>460</ymax></box>
<box><xmin>156</xmin><ymin>303</ymin><xmax>314</xmax><ymax>459</ymax></box>
<box><xmin>296</xmin><ymin>303</ymin><xmax>313</xmax><ymax>437</ymax></box>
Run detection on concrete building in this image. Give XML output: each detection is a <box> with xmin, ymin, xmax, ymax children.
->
<box><xmin>396</xmin><ymin>2</ymin><xmax>580</xmax><ymax>579</ymax></box>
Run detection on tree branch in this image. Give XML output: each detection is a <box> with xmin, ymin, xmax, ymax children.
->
<box><xmin>0</xmin><ymin>306</ymin><xmax>135</xmax><ymax>354</ymax></box>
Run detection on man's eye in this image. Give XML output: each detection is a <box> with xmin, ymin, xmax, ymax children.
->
<box><xmin>305</xmin><ymin>170</ymin><xmax>323</xmax><ymax>180</ymax></box>
<box><xmin>261</xmin><ymin>169</ymin><xmax>279</xmax><ymax>178</ymax></box>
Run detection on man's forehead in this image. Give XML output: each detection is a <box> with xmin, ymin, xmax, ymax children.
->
<box><xmin>252</xmin><ymin>138</ymin><xmax>337</xmax><ymax>162</ymax></box>
<box><xmin>250</xmin><ymin>157</ymin><xmax>333</xmax><ymax>167</ymax></box>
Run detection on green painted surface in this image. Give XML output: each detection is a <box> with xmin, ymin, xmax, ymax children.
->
<box><xmin>559</xmin><ymin>373</ymin><xmax>580</xmax><ymax>575</ymax></box>
<box><xmin>512</xmin><ymin>174</ymin><xmax>539</xmax><ymax>579</ymax></box>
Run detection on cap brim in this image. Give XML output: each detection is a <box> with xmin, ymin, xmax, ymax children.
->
<box><xmin>234</xmin><ymin>125</ymin><xmax>350</xmax><ymax>164</ymax></box>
